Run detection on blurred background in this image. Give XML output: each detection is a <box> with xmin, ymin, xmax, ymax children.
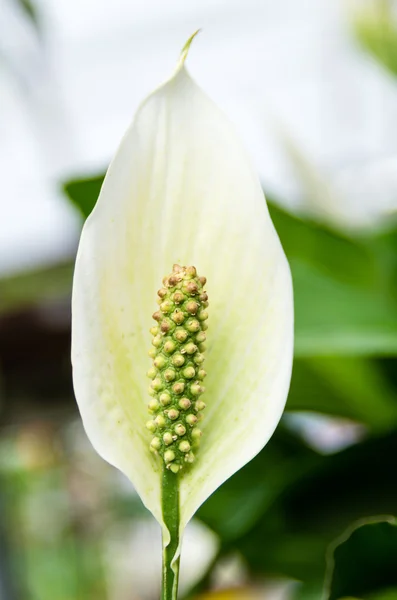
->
<box><xmin>1</xmin><ymin>0</ymin><xmax>397</xmax><ymax>598</ymax></box>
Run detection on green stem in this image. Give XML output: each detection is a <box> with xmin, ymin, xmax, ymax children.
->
<box><xmin>161</xmin><ymin>466</ymin><xmax>180</xmax><ymax>600</ymax></box>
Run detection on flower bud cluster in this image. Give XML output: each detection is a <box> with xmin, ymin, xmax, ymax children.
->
<box><xmin>146</xmin><ymin>264</ymin><xmax>208</xmax><ymax>473</ymax></box>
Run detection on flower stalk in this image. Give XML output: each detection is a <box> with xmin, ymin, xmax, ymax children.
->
<box><xmin>161</xmin><ymin>466</ymin><xmax>180</xmax><ymax>600</ymax></box>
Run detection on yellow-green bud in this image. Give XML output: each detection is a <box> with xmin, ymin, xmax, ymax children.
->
<box><xmin>164</xmin><ymin>368</ymin><xmax>176</xmax><ymax>382</ymax></box>
<box><xmin>163</xmin><ymin>432</ymin><xmax>174</xmax><ymax>445</ymax></box>
<box><xmin>191</xmin><ymin>428</ymin><xmax>202</xmax><ymax>440</ymax></box>
<box><xmin>151</xmin><ymin>378</ymin><xmax>163</xmax><ymax>391</ymax></box>
<box><xmin>174</xmin><ymin>328</ymin><xmax>188</xmax><ymax>342</ymax></box>
<box><xmin>148</xmin><ymin>399</ymin><xmax>160</xmax><ymax>412</ymax></box>
<box><xmin>193</xmin><ymin>353</ymin><xmax>205</xmax><ymax>365</ymax></box>
<box><xmin>172</xmin><ymin>353</ymin><xmax>185</xmax><ymax>367</ymax></box>
<box><xmin>186</xmin><ymin>414</ymin><xmax>198</xmax><ymax>426</ymax></box>
<box><xmin>191</xmin><ymin>383</ymin><xmax>204</xmax><ymax>396</ymax></box>
<box><xmin>152</xmin><ymin>335</ymin><xmax>162</xmax><ymax>348</ymax></box>
<box><xmin>186</xmin><ymin>319</ymin><xmax>200</xmax><ymax>333</ymax></box>
<box><xmin>146</xmin><ymin>367</ymin><xmax>157</xmax><ymax>379</ymax></box>
<box><xmin>164</xmin><ymin>450</ymin><xmax>175</xmax><ymax>463</ymax></box>
<box><xmin>195</xmin><ymin>401</ymin><xmax>206</xmax><ymax>413</ymax></box>
<box><xmin>179</xmin><ymin>397</ymin><xmax>191</xmax><ymax>410</ymax></box>
<box><xmin>153</xmin><ymin>355</ymin><xmax>166</xmax><ymax>369</ymax></box>
<box><xmin>147</xmin><ymin>265</ymin><xmax>208</xmax><ymax>471</ymax></box>
<box><xmin>146</xmin><ymin>420</ymin><xmax>157</xmax><ymax>432</ymax></box>
<box><xmin>155</xmin><ymin>415</ymin><xmax>166</xmax><ymax>428</ymax></box>
<box><xmin>184</xmin><ymin>342</ymin><xmax>197</xmax><ymax>355</ymax></box>
<box><xmin>183</xmin><ymin>366</ymin><xmax>196</xmax><ymax>379</ymax></box>
<box><xmin>171</xmin><ymin>310</ymin><xmax>185</xmax><ymax>324</ymax></box>
<box><xmin>160</xmin><ymin>300</ymin><xmax>174</xmax><ymax>313</ymax></box>
<box><xmin>172</xmin><ymin>382</ymin><xmax>185</xmax><ymax>395</ymax></box>
<box><xmin>174</xmin><ymin>424</ymin><xmax>186</xmax><ymax>436</ymax></box>
<box><xmin>150</xmin><ymin>437</ymin><xmax>161</xmax><ymax>451</ymax></box>
<box><xmin>195</xmin><ymin>331</ymin><xmax>206</xmax><ymax>343</ymax></box>
<box><xmin>163</xmin><ymin>340</ymin><xmax>176</xmax><ymax>354</ymax></box>
<box><xmin>167</xmin><ymin>408</ymin><xmax>179</xmax><ymax>421</ymax></box>
<box><xmin>179</xmin><ymin>441</ymin><xmax>191</xmax><ymax>453</ymax></box>
<box><xmin>159</xmin><ymin>392</ymin><xmax>171</xmax><ymax>406</ymax></box>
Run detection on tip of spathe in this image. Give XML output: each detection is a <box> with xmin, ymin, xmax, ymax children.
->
<box><xmin>178</xmin><ymin>29</ymin><xmax>202</xmax><ymax>68</ymax></box>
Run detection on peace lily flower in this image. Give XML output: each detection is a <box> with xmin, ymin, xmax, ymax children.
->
<box><xmin>72</xmin><ymin>33</ymin><xmax>293</xmax><ymax>600</ymax></box>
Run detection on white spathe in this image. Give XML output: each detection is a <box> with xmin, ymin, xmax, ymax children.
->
<box><xmin>72</xmin><ymin>56</ymin><xmax>293</xmax><ymax>535</ymax></box>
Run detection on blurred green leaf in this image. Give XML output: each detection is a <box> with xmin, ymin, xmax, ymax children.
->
<box><xmin>63</xmin><ymin>174</ymin><xmax>104</xmax><ymax>219</ymax></box>
<box><xmin>292</xmin><ymin>260</ymin><xmax>397</xmax><ymax>356</ymax></box>
<box><xmin>17</xmin><ymin>0</ymin><xmax>38</xmax><ymax>25</ymax></box>
<box><xmin>25</xmin><ymin>541</ymin><xmax>106</xmax><ymax>600</ymax></box>
<box><xmin>325</xmin><ymin>518</ymin><xmax>397</xmax><ymax>600</ymax></box>
<box><xmin>0</xmin><ymin>262</ymin><xmax>73</xmax><ymax>315</ymax></box>
<box><xmin>197</xmin><ymin>426</ymin><xmax>319</xmax><ymax>542</ymax></box>
<box><xmin>198</xmin><ymin>429</ymin><xmax>397</xmax><ymax>586</ymax></box>
<box><xmin>288</xmin><ymin>357</ymin><xmax>397</xmax><ymax>430</ymax></box>
<box><xmin>368</xmin><ymin>591</ymin><xmax>397</xmax><ymax>600</ymax></box>
<box><xmin>268</xmin><ymin>204</ymin><xmax>397</xmax><ymax>357</ymax></box>
<box><xmin>268</xmin><ymin>203</ymin><xmax>377</xmax><ymax>289</ymax></box>
<box><xmin>354</xmin><ymin>0</ymin><xmax>397</xmax><ymax>77</ymax></box>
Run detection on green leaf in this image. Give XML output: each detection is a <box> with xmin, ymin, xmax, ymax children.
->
<box><xmin>197</xmin><ymin>426</ymin><xmax>319</xmax><ymax>542</ymax></box>
<box><xmin>62</xmin><ymin>174</ymin><xmax>104</xmax><ymax>219</ymax></box>
<box><xmin>200</xmin><ymin>429</ymin><xmax>397</xmax><ymax>585</ymax></box>
<box><xmin>268</xmin><ymin>203</ymin><xmax>397</xmax><ymax>357</ymax></box>
<box><xmin>0</xmin><ymin>262</ymin><xmax>74</xmax><ymax>315</ymax></box>
<box><xmin>354</xmin><ymin>0</ymin><xmax>397</xmax><ymax>77</ymax></box>
<box><xmin>15</xmin><ymin>0</ymin><xmax>39</xmax><ymax>27</ymax></box>
<box><xmin>292</xmin><ymin>260</ymin><xmax>397</xmax><ymax>356</ymax></box>
<box><xmin>268</xmin><ymin>203</ymin><xmax>377</xmax><ymax>289</ymax></box>
<box><xmin>325</xmin><ymin>518</ymin><xmax>397</xmax><ymax>600</ymax></box>
<box><xmin>287</xmin><ymin>357</ymin><xmax>397</xmax><ymax>430</ymax></box>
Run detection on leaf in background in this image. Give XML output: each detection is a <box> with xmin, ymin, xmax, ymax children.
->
<box><xmin>292</xmin><ymin>260</ymin><xmax>397</xmax><ymax>356</ymax></box>
<box><xmin>287</xmin><ymin>357</ymin><xmax>397</xmax><ymax>431</ymax></box>
<box><xmin>268</xmin><ymin>203</ymin><xmax>397</xmax><ymax>356</ymax></box>
<box><xmin>199</xmin><ymin>429</ymin><xmax>397</xmax><ymax>586</ymax></box>
<box><xmin>17</xmin><ymin>0</ymin><xmax>38</xmax><ymax>25</ymax></box>
<box><xmin>62</xmin><ymin>175</ymin><xmax>104</xmax><ymax>220</ymax></box>
<box><xmin>325</xmin><ymin>518</ymin><xmax>397</xmax><ymax>600</ymax></box>
<box><xmin>354</xmin><ymin>0</ymin><xmax>397</xmax><ymax>77</ymax></box>
<box><xmin>268</xmin><ymin>203</ymin><xmax>377</xmax><ymax>289</ymax></box>
<box><xmin>197</xmin><ymin>426</ymin><xmax>319</xmax><ymax>542</ymax></box>
<box><xmin>0</xmin><ymin>263</ymin><xmax>74</xmax><ymax>315</ymax></box>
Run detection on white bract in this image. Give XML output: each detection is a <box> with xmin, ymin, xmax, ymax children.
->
<box><xmin>72</xmin><ymin>40</ymin><xmax>293</xmax><ymax>541</ymax></box>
